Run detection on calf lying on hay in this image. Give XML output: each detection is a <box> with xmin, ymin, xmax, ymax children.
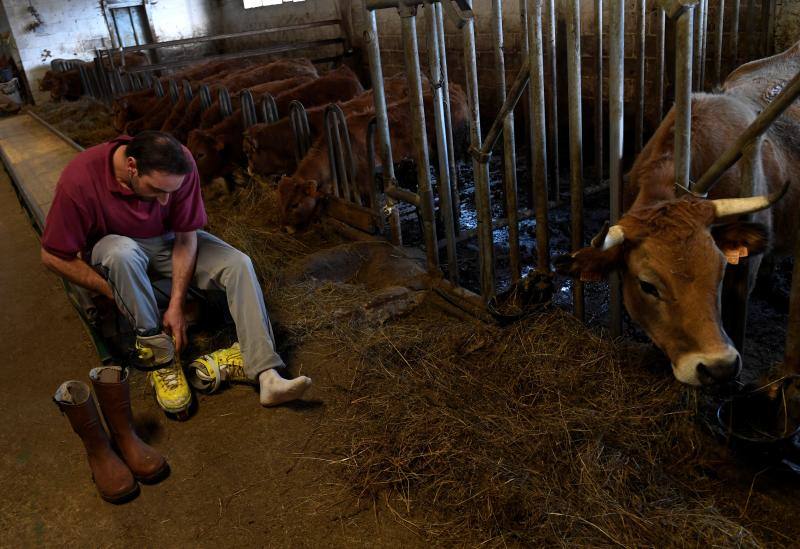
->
<box><xmin>204</xmin><ymin>175</ymin><xmax>800</xmax><ymax>547</ymax></box>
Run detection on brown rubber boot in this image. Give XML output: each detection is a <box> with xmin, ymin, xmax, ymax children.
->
<box><xmin>53</xmin><ymin>381</ymin><xmax>139</xmax><ymax>504</ymax></box>
<box><xmin>90</xmin><ymin>366</ymin><xmax>170</xmax><ymax>484</ymax></box>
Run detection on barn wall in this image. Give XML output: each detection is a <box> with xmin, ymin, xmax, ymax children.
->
<box><xmin>0</xmin><ymin>0</ymin><xmax>215</xmax><ymax>104</ymax></box>
<box><xmin>213</xmin><ymin>0</ymin><xmax>350</xmax><ymax>63</ymax></box>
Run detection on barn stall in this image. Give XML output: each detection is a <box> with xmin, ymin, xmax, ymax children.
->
<box><xmin>1</xmin><ymin>0</ymin><xmax>800</xmax><ymax>546</ymax></box>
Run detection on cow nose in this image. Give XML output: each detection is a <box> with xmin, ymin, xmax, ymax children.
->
<box><xmin>696</xmin><ymin>354</ymin><xmax>742</xmax><ymax>385</ymax></box>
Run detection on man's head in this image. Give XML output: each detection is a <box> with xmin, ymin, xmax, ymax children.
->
<box><xmin>123</xmin><ymin>131</ymin><xmax>191</xmax><ymax>205</ymax></box>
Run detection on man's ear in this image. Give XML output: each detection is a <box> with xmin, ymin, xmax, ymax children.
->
<box><xmin>711</xmin><ymin>222</ymin><xmax>770</xmax><ymax>265</ymax></box>
<box><xmin>553</xmin><ymin>245</ymin><xmax>624</xmax><ymax>282</ymax></box>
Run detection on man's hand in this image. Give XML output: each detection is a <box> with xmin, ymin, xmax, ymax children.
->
<box><xmin>162</xmin><ymin>304</ymin><xmax>188</xmax><ymax>354</ymax></box>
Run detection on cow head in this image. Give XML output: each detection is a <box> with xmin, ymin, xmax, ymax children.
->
<box><xmin>242</xmin><ymin>125</ymin><xmax>295</xmax><ymax>177</ymax></box>
<box><xmin>40</xmin><ymin>71</ymin><xmax>56</xmax><ymax>92</ymax></box>
<box><xmin>111</xmin><ymin>99</ymin><xmax>130</xmax><ymax>133</ymax></box>
<box><xmin>555</xmin><ymin>187</ymin><xmax>786</xmax><ymax>386</ymax></box>
<box><xmin>187</xmin><ymin>129</ymin><xmax>225</xmax><ymax>183</ymax></box>
<box><xmin>277</xmin><ymin>177</ymin><xmax>329</xmax><ymax>231</ymax></box>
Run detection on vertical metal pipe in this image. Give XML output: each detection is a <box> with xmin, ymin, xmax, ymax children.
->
<box><xmin>434</xmin><ymin>2</ymin><xmax>461</xmax><ymax>237</ymax></box>
<box><xmin>566</xmin><ymin>0</ymin><xmax>584</xmax><ymax>321</ymax></box>
<box><xmin>675</xmin><ymin>7</ymin><xmax>695</xmax><ymax>192</ymax></box>
<box><xmin>608</xmin><ymin>0</ymin><xmax>624</xmax><ymax>337</ymax></box>
<box><xmin>595</xmin><ymin>0</ymin><xmax>604</xmax><ymax>182</ymax></box>
<box><xmin>519</xmin><ymin>0</ymin><xmax>535</xmax><ymax>208</ymax></box>
<box><xmin>785</xmin><ymin>226</ymin><xmax>800</xmax><ymax>373</ymax></box>
<box><xmin>694</xmin><ymin>0</ymin><xmax>705</xmax><ymax>91</ymax></box>
<box><xmin>731</xmin><ymin>0</ymin><xmax>741</xmax><ymax>69</ymax></box>
<box><xmin>528</xmin><ymin>0</ymin><xmax>550</xmax><ymax>273</ymax></box>
<box><xmin>656</xmin><ymin>7</ymin><xmax>666</xmax><ymax>121</ymax></box>
<box><xmin>400</xmin><ymin>7</ymin><xmax>439</xmax><ymax>272</ymax></box>
<box><xmin>715</xmin><ymin>0</ymin><xmax>726</xmax><ymax>87</ymax></box>
<box><xmin>766</xmin><ymin>0</ymin><xmax>776</xmax><ymax>56</ymax></box>
<box><xmin>364</xmin><ymin>7</ymin><xmax>401</xmax><ymax>245</ymax></box>
<box><xmin>491</xmin><ymin>0</ymin><xmax>521</xmax><ymax>283</ymax></box>
<box><xmin>700</xmin><ymin>0</ymin><xmax>709</xmax><ymax>91</ymax></box>
<box><xmin>544</xmin><ymin>0</ymin><xmax>559</xmax><ymax>204</ymax></box>
<box><xmin>426</xmin><ymin>2</ymin><xmax>459</xmax><ymax>284</ymax></box>
<box><xmin>635</xmin><ymin>0</ymin><xmax>646</xmax><ymax>153</ymax></box>
<box><xmin>464</xmin><ymin>14</ymin><xmax>495</xmax><ymax>297</ymax></box>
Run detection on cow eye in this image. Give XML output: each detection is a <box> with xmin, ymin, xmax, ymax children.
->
<box><xmin>639</xmin><ymin>280</ymin><xmax>660</xmax><ymax>298</ymax></box>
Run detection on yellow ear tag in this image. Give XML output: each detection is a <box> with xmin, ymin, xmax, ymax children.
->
<box><xmin>738</xmin><ymin>246</ymin><xmax>749</xmax><ymax>258</ymax></box>
<box><xmin>580</xmin><ymin>272</ymin><xmax>603</xmax><ymax>282</ymax></box>
<box><xmin>725</xmin><ymin>250</ymin><xmax>741</xmax><ymax>265</ymax></box>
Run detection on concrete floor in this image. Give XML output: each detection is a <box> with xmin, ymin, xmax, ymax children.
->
<box><xmin>0</xmin><ymin>169</ymin><xmax>420</xmax><ymax>547</ymax></box>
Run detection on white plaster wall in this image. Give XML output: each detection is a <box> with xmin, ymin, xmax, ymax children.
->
<box><xmin>1</xmin><ymin>0</ymin><xmax>216</xmax><ymax>103</ymax></box>
<box><xmin>1</xmin><ymin>0</ymin><xmax>110</xmax><ymax>102</ymax></box>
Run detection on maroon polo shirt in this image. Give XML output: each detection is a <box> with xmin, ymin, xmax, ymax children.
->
<box><xmin>41</xmin><ymin>136</ymin><xmax>207</xmax><ymax>261</ymax></box>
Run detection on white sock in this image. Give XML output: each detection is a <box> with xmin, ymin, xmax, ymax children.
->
<box><xmin>258</xmin><ymin>368</ymin><xmax>311</xmax><ymax>407</ymax></box>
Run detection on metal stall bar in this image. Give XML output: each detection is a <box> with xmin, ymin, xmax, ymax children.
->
<box><xmin>435</xmin><ymin>2</ymin><xmax>461</xmax><ymax>236</ymax></box>
<box><xmin>765</xmin><ymin>0</ymin><xmax>776</xmax><ymax>57</ymax></box>
<box><xmin>730</xmin><ymin>0</ymin><xmax>741</xmax><ymax>69</ymax></box>
<box><xmin>153</xmin><ymin>78</ymin><xmax>164</xmax><ymax>98</ymax></box>
<box><xmin>786</xmin><ymin>227</ymin><xmax>800</xmax><ymax>373</ymax></box>
<box><xmin>490</xmin><ymin>0</ymin><xmax>520</xmax><ymax>282</ymax></box>
<box><xmin>124</xmin><ymin>38</ymin><xmax>346</xmax><ymax>74</ymax></box>
<box><xmin>463</xmin><ymin>7</ymin><xmax>494</xmax><ymax>296</ymax></box>
<box><xmin>399</xmin><ymin>3</ymin><xmax>439</xmax><ymax>273</ymax></box>
<box><xmin>364</xmin><ymin>3</ymin><xmax>402</xmax><ymax>245</ymax></box>
<box><xmin>219</xmin><ymin>87</ymin><xmax>233</xmax><ymax>118</ymax></box>
<box><xmin>168</xmin><ymin>80</ymin><xmax>179</xmax><ymax>104</ymax></box>
<box><xmin>289</xmin><ymin>101</ymin><xmax>312</xmax><ymax>164</ymax></box>
<box><xmin>528</xmin><ymin>0</ymin><xmax>550</xmax><ymax>275</ymax></box>
<box><xmin>199</xmin><ymin>85</ymin><xmax>212</xmax><ymax>111</ymax></box>
<box><xmin>260</xmin><ymin>94</ymin><xmax>279</xmax><ymax>124</ymax></box>
<box><xmin>325</xmin><ymin>104</ymin><xmax>357</xmax><ymax>203</ymax></box>
<box><xmin>674</xmin><ymin>6</ymin><xmax>694</xmax><ymax>192</ymax></box>
<box><xmin>694</xmin><ymin>68</ymin><xmax>800</xmax><ymax>195</ymax></box>
<box><xmin>427</xmin><ymin>2</ymin><xmax>459</xmax><ymax>283</ymax></box>
<box><xmin>595</xmin><ymin>0</ymin><xmax>604</xmax><ymax>182</ymax></box>
<box><xmin>608</xmin><ymin>0</ymin><xmax>624</xmax><ymax>337</ymax></box>
<box><xmin>182</xmin><ymin>79</ymin><xmax>193</xmax><ymax>101</ymax></box>
<box><xmin>241</xmin><ymin>90</ymin><xmax>258</xmax><ymax>129</ymax></box>
<box><xmin>544</xmin><ymin>0</ymin><xmax>559</xmax><ymax>203</ymax></box>
<box><xmin>566</xmin><ymin>0</ymin><xmax>585</xmax><ymax>321</ymax></box>
<box><xmin>714</xmin><ymin>0</ymin><xmax>726</xmax><ymax>87</ymax></box>
<box><xmin>656</xmin><ymin>6</ymin><xmax>666</xmax><ymax>120</ymax></box>
<box><xmin>699</xmin><ymin>0</ymin><xmax>709</xmax><ymax>90</ymax></box>
<box><xmin>635</xmin><ymin>0</ymin><xmax>647</xmax><ymax>152</ymax></box>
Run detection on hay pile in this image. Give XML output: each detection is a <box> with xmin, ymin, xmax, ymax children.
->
<box><xmin>327</xmin><ymin>305</ymin><xmax>798</xmax><ymax>546</ymax></box>
<box><xmin>29</xmin><ymin>98</ymin><xmax>117</xmax><ymax>147</ymax></box>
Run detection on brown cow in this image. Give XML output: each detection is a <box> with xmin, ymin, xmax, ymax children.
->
<box><xmin>112</xmin><ymin>89</ymin><xmax>159</xmax><ymax>133</ymax></box>
<box><xmin>272</xmin><ymin>64</ymin><xmax>364</xmax><ymax>116</ymax></box>
<box><xmin>277</xmin><ymin>82</ymin><xmax>469</xmax><ymax>229</ymax></box>
<box><xmin>244</xmin><ymin>73</ymin><xmax>425</xmax><ymax>177</ymax></box>
<box><xmin>188</xmin><ymin>67</ymin><xmax>367</xmax><ymax>182</ymax></box>
<box><xmin>555</xmin><ymin>90</ymin><xmax>798</xmax><ymax>386</ymax></box>
<box><xmin>170</xmin><ymin>75</ymin><xmax>316</xmax><ymax>143</ymax></box>
<box><xmin>40</xmin><ymin>67</ymin><xmax>83</xmax><ymax>101</ymax></box>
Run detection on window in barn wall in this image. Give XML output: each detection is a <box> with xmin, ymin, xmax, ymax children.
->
<box><xmin>243</xmin><ymin>0</ymin><xmax>304</xmax><ymax>7</ymax></box>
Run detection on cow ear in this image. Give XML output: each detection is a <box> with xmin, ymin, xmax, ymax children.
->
<box><xmin>712</xmin><ymin>222</ymin><xmax>770</xmax><ymax>265</ymax></box>
<box><xmin>553</xmin><ymin>245</ymin><xmax>624</xmax><ymax>282</ymax></box>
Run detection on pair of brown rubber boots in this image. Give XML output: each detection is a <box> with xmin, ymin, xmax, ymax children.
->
<box><xmin>54</xmin><ymin>366</ymin><xmax>169</xmax><ymax>503</ymax></box>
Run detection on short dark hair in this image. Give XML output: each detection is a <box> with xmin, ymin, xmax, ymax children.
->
<box><xmin>126</xmin><ymin>131</ymin><xmax>191</xmax><ymax>176</ymax></box>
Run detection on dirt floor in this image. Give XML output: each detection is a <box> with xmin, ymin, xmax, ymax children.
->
<box><xmin>0</xmin><ymin>169</ymin><xmax>423</xmax><ymax>547</ymax></box>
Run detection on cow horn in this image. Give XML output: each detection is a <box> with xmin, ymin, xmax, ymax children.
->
<box><xmin>591</xmin><ymin>222</ymin><xmax>625</xmax><ymax>250</ymax></box>
<box><xmin>711</xmin><ymin>180</ymin><xmax>790</xmax><ymax>219</ymax></box>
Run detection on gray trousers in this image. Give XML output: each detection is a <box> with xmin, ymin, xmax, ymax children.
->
<box><xmin>91</xmin><ymin>230</ymin><xmax>285</xmax><ymax>379</ymax></box>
